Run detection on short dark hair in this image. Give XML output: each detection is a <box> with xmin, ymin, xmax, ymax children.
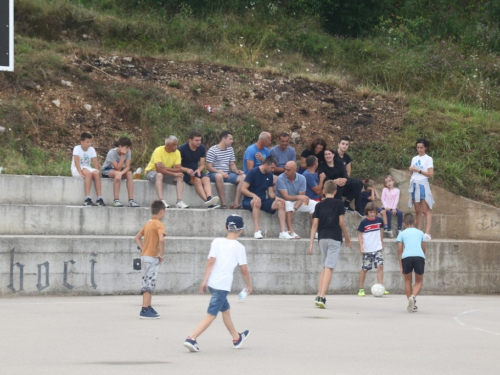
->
<box><xmin>219</xmin><ymin>131</ymin><xmax>232</xmax><ymax>141</ymax></box>
<box><xmin>306</xmin><ymin>155</ymin><xmax>317</xmax><ymax>167</ymax></box>
<box><xmin>339</xmin><ymin>136</ymin><xmax>350</xmax><ymax>143</ymax></box>
<box><xmin>264</xmin><ymin>156</ymin><xmax>277</xmax><ymax>166</ymax></box>
<box><xmin>81</xmin><ymin>132</ymin><xmax>92</xmax><ymax>141</ymax></box>
<box><xmin>117</xmin><ymin>136</ymin><xmax>132</xmax><ymax>147</ymax></box>
<box><xmin>403</xmin><ymin>213</ymin><xmax>415</xmax><ymax>225</ymax></box>
<box><xmin>309</xmin><ymin>138</ymin><xmax>327</xmax><ymax>153</ymax></box>
<box><xmin>189</xmin><ymin>130</ymin><xmax>202</xmax><ymax>139</ymax></box>
<box><xmin>363</xmin><ymin>179</ymin><xmax>375</xmax><ymax>190</ymax></box>
<box><xmin>416</xmin><ymin>138</ymin><xmax>430</xmax><ymax>149</ymax></box>
<box><xmin>365</xmin><ymin>202</ymin><xmax>377</xmax><ymax>215</ymax></box>
<box><xmin>151</xmin><ymin>200</ymin><xmax>165</xmax><ymax>215</ymax></box>
<box><xmin>323</xmin><ymin>180</ymin><xmax>337</xmax><ymax>195</ymax></box>
<box><xmin>279</xmin><ymin>132</ymin><xmax>289</xmax><ymax>139</ymax></box>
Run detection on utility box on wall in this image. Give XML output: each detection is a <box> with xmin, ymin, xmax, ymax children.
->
<box><xmin>0</xmin><ymin>0</ymin><xmax>14</xmax><ymax>71</ymax></box>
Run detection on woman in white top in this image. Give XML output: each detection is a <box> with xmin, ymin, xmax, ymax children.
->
<box><xmin>408</xmin><ymin>139</ymin><xmax>434</xmax><ymax>241</ymax></box>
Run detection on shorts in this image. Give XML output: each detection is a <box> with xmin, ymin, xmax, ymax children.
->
<box><xmin>319</xmin><ymin>239</ymin><xmax>341</xmax><ymax>269</ymax></box>
<box><xmin>362</xmin><ymin>250</ymin><xmax>384</xmax><ymax>271</ymax></box>
<box><xmin>141</xmin><ymin>256</ymin><xmax>160</xmax><ymax>294</ymax></box>
<box><xmin>146</xmin><ymin>171</ymin><xmax>178</xmax><ymax>185</ymax></box>
<box><xmin>207</xmin><ymin>287</ymin><xmax>230</xmax><ymax>316</ymax></box>
<box><xmin>285</xmin><ymin>200</ymin><xmax>316</xmax><ymax>214</ymax></box>
<box><xmin>101</xmin><ymin>168</ymin><xmax>124</xmax><ymax>178</ymax></box>
<box><xmin>71</xmin><ymin>166</ymin><xmax>97</xmax><ymax>177</ymax></box>
<box><xmin>183</xmin><ymin>171</ymin><xmax>208</xmax><ymax>185</ymax></box>
<box><xmin>242</xmin><ymin>198</ymin><xmax>276</xmax><ymax>214</ymax></box>
<box><xmin>207</xmin><ymin>171</ymin><xmax>240</xmax><ymax>185</ymax></box>
<box><xmin>411</xmin><ymin>183</ymin><xmax>426</xmax><ymax>200</ymax></box>
<box><xmin>401</xmin><ymin>256</ymin><xmax>425</xmax><ymax>275</ymax></box>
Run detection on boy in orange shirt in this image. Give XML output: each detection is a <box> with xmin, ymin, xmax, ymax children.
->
<box><xmin>134</xmin><ymin>200</ymin><xmax>166</xmax><ymax>319</ymax></box>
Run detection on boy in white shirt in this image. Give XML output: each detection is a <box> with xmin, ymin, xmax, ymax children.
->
<box><xmin>184</xmin><ymin>215</ymin><xmax>252</xmax><ymax>352</ymax></box>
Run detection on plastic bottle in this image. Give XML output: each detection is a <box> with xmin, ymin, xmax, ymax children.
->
<box><xmin>238</xmin><ymin>287</ymin><xmax>248</xmax><ymax>302</ymax></box>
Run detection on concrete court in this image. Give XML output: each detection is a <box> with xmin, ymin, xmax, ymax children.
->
<box><xmin>0</xmin><ymin>295</ymin><xmax>499</xmax><ymax>375</ymax></box>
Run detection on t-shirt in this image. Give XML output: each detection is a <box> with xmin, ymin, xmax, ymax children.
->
<box><xmin>243</xmin><ymin>143</ymin><xmax>270</xmax><ymax>173</ymax></box>
<box><xmin>276</xmin><ymin>172</ymin><xmax>306</xmax><ymax>198</ymax></box>
<box><xmin>396</xmin><ymin>227</ymin><xmax>426</xmax><ymax>259</ymax></box>
<box><xmin>206</xmin><ymin>145</ymin><xmax>235</xmax><ymax>172</ymax></box>
<box><xmin>207</xmin><ymin>238</ymin><xmax>248</xmax><ymax>291</ymax></box>
<box><xmin>145</xmin><ymin>146</ymin><xmax>181</xmax><ymax>173</ymax></box>
<box><xmin>381</xmin><ymin>187</ymin><xmax>400</xmax><ymax>210</ymax></box>
<box><xmin>71</xmin><ymin>145</ymin><xmax>97</xmax><ymax>169</ymax></box>
<box><xmin>303</xmin><ymin>170</ymin><xmax>320</xmax><ymax>200</ymax></box>
<box><xmin>270</xmin><ymin>145</ymin><xmax>296</xmax><ymax>168</ymax></box>
<box><xmin>102</xmin><ymin>148</ymin><xmax>131</xmax><ymax>171</ymax></box>
<box><xmin>299</xmin><ymin>149</ymin><xmax>325</xmax><ymax>173</ymax></box>
<box><xmin>243</xmin><ymin>167</ymin><xmax>274</xmax><ymax>203</ymax></box>
<box><xmin>337</xmin><ymin>152</ymin><xmax>352</xmax><ymax>167</ymax></box>
<box><xmin>313</xmin><ymin>198</ymin><xmax>345</xmax><ymax>242</ymax></box>
<box><xmin>317</xmin><ymin>159</ymin><xmax>347</xmax><ymax>181</ymax></box>
<box><xmin>179</xmin><ymin>143</ymin><xmax>206</xmax><ymax>170</ymax></box>
<box><xmin>410</xmin><ymin>154</ymin><xmax>433</xmax><ymax>183</ymax></box>
<box><xmin>357</xmin><ymin>217</ymin><xmax>383</xmax><ymax>253</ymax></box>
<box><xmin>140</xmin><ymin>218</ymin><xmax>166</xmax><ymax>258</ymax></box>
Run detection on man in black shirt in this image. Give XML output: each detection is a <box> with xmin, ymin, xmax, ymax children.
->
<box><xmin>336</xmin><ymin>136</ymin><xmax>363</xmax><ymax>216</ymax></box>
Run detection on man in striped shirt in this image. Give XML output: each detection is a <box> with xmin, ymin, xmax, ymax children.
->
<box><xmin>206</xmin><ymin>131</ymin><xmax>246</xmax><ymax>209</ymax></box>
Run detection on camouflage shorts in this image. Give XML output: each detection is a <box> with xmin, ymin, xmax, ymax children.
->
<box><xmin>141</xmin><ymin>256</ymin><xmax>160</xmax><ymax>294</ymax></box>
<box><xmin>362</xmin><ymin>250</ymin><xmax>384</xmax><ymax>271</ymax></box>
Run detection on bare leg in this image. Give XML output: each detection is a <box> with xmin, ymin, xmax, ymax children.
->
<box><xmin>214</xmin><ymin>174</ymin><xmax>226</xmax><ymax>206</ymax></box>
<box><xmin>202</xmin><ymin>177</ymin><xmax>213</xmax><ymax>198</ymax></box>
<box><xmin>316</xmin><ymin>269</ymin><xmax>325</xmax><ymax>296</ymax></box>
<box><xmin>221</xmin><ymin>309</ymin><xmax>239</xmax><ymax>340</ymax></box>
<box><xmin>175</xmin><ymin>177</ymin><xmax>184</xmax><ymax>201</ymax></box>
<box><xmin>92</xmin><ymin>170</ymin><xmax>102</xmax><ymax>196</ymax></box>
<box><xmin>318</xmin><ymin>267</ymin><xmax>333</xmax><ymax>297</ymax></box>
<box><xmin>359</xmin><ymin>269</ymin><xmax>368</xmax><ymax>289</ymax></box>
<box><xmin>286</xmin><ymin>211</ymin><xmax>294</xmax><ymax>233</ymax></box>
<box><xmin>234</xmin><ymin>175</ymin><xmax>246</xmax><ymax>207</ymax></box>
<box><xmin>413</xmin><ymin>200</ymin><xmax>424</xmax><ymax>231</ymax></box>
<box><xmin>377</xmin><ymin>265</ymin><xmax>384</xmax><ymax>284</ymax></box>
<box><xmin>193</xmin><ymin>177</ymin><xmax>208</xmax><ymax>201</ymax></box>
<box><xmin>413</xmin><ymin>274</ymin><xmax>424</xmax><ymax>297</ymax></box>
<box><xmin>155</xmin><ymin>173</ymin><xmax>165</xmax><ymax>200</ymax></box>
<box><xmin>404</xmin><ymin>273</ymin><xmax>413</xmax><ymax>298</ymax></box>
<box><xmin>380</xmin><ymin>209</ymin><xmax>388</xmax><ymax>227</ymax></box>
<box><xmin>82</xmin><ymin>169</ymin><xmax>93</xmax><ymax>196</ymax></box>
<box><xmin>422</xmin><ymin>200</ymin><xmax>432</xmax><ymax>235</ymax></box>
<box><xmin>250</xmin><ymin>200</ymin><xmax>261</xmax><ymax>232</ymax></box>
<box><xmin>107</xmin><ymin>170</ymin><xmax>122</xmax><ymax>200</ymax></box>
<box><xmin>272</xmin><ymin>200</ymin><xmax>287</xmax><ymax>232</ymax></box>
<box><xmin>190</xmin><ymin>314</ymin><xmax>217</xmax><ymax>340</ymax></box>
<box><xmin>142</xmin><ymin>292</ymin><xmax>152</xmax><ymax>308</ymax></box>
<box><xmin>125</xmin><ymin>171</ymin><xmax>134</xmax><ymax>200</ymax></box>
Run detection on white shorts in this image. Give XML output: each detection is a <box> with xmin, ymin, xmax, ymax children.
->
<box><xmin>285</xmin><ymin>199</ymin><xmax>316</xmax><ymax>214</ymax></box>
<box><xmin>71</xmin><ymin>166</ymin><xmax>97</xmax><ymax>177</ymax></box>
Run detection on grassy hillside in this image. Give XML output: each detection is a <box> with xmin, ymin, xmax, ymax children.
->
<box><xmin>1</xmin><ymin>0</ymin><xmax>499</xmax><ymax>206</ymax></box>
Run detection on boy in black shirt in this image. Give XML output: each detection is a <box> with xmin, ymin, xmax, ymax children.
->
<box><xmin>308</xmin><ymin>180</ymin><xmax>352</xmax><ymax>308</ymax></box>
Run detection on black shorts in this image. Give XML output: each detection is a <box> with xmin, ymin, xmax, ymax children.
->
<box><xmin>401</xmin><ymin>256</ymin><xmax>425</xmax><ymax>275</ymax></box>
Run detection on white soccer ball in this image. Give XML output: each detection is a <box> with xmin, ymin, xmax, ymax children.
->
<box><xmin>371</xmin><ymin>283</ymin><xmax>385</xmax><ymax>297</ymax></box>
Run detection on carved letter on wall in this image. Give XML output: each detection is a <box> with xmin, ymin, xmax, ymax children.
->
<box><xmin>36</xmin><ymin>261</ymin><xmax>50</xmax><ymax>291</ymax></box>
<box><xmin>63</xmin><ymin>260</ymin><xmax>76</xmax><ymax>290</ymax></box>
<box><xmin>7</xmin><ymin>248</ymin><xmax>24</xmax><ymax>293</ymax></box>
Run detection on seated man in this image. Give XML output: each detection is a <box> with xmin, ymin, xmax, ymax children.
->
<box><xmin>178</xmin><ymin>130</ymin><xmax>219</xmax><ymax>209</ymax></box>
<box><xmin>241</xmin><ymin>156</ymin><xmax>292</xmax><ymax>240</ymax></box>
<box><xmin>276</xmin><ymin>161</ymin><xmax>317</xmax><ymax>239</ymax></box>
<box><xmin>242</xmin><ymin>131</ymin><xmax>272</xmax><ymax>174</ymax></box>
<box><xmin>145</xmin><ymin>135</ymin><xmax>189</xmax><ymax>209</ymax></box>
<box><xmin>336</xmin><ymin>136</ymin><xmax>363</xmax><ymax>216</ymax></box>
<box><xmin>303</xmin><ymin>155</ymin><xmax>326</xmax><ymax>202</ymax></box>
<box><xmin>270</xmin><ymin>132</ymin><xmax>296</xmax><ymax>176</ymax></box>
<box><xmin>206</xmin><ymin>131</ymin><xmax>245</xmax><ymax>209</ymax></box>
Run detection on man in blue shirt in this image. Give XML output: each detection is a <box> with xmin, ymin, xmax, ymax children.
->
<box><xmin>270</xmin><ymin>132</ymin><xmax>296</xmax><ymax>176</ymax></box>
<box><xmin>241</xmin><ymin>156</ymin><xmax>292</xmax><ymax>240</ymax></box>
<box><xmin>242</xmin><ymin>132</ymin><xmax>272</xmax><ymax>174</ymax></box>
<box><xmin>303</xmin><ymin>155</ymin><xmax>326</xmax><ymax>201</ymax></box>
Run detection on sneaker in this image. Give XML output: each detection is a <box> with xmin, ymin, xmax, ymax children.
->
<box><xmin>407</xmin><ymin>296</ymin><xmax>415</xmax><ymax>313</ymax></box>
<box><xmin>233</xmin><ymin>330</ymin><xmax>250</xmax><ymax>349</ymax></box>
<box><xmin>204</xmin><ymin>196</ymin><xmax>219</xmax><ymax>207</ymax></box>
<box><xmin>358</xmin><ymin>288</ymin><xmax>365</xmax><ymax>297</ymax></box>
<box><xmin>317</xmin><ymin>297</ymin><xmax>326</xmax><ymax>309</ymax></box>
<box><xmin>279</xmin><ymin>231</ymin><xmax>293</xmax><ymax>240</ymax></box>
<box><xmin>424</xmin><ymin>233</ymin><xmax>432</xmax><ymax>241</ymax></box>
<box><xmin>128</xmin><ymin>200</ymin><xmax>140</xmax><ymax>207</ymax></box>
<box><xmin>220</xmin><ymin>205</ymin><xmax>227</xmax><ymax>209</ymax></box>
<box><xmin>83</xmin><ymin>198</ymin><xmax>97</xmax><ymax>206</ymax></box>
<box><xmin>161</xmin><ymin>200</ymin><xmax>170</xmax><ymax>209</ymax></box>
<box><xmin>113</xmin><ymin>200</ymin><xmax>123</xmax><ymax>207</ymax></box>
<box><xmin>254</xmin><ymin>230</ymin><xmax>264</xmax><ymax>239</ymax></box>
<box><xmin>384</xmin><ymin>229</ymin><xmax>393</xmax><ymax>238</ymax></box>
<box><xmin>139</xmin><ymin>307</ymin><xmax>160</xmax><ymax>319</ymax></box>
<box><xmin>183</xmin><ymin>337</ymin><xmax>200</xmax><ymax>352</ymax></box>
<box><xmin>413</xmin><ymin>303</ymin><xmax>418</xmax><ymax>312</ymax></box>
<box><xmin>289</xmin><ymin>232</ymin><xmax>301</xmax><ymax>239</ymax></box>
<box><xmin>384</xmin><ymin>290</ymin><xmax>390</xmax><ymax>295</ymax></box>
<box><xmin>314</xmin><ymin>232</ymin><xmax>318</xmax><ymax>239</ymax></box>
<box><xmin>148</xmin><ymin>306</ymin><xmax>160</xmax><ymax>317</ymax></box>
<box><xmin>176</xmin><ymin>200</ymin><xmax>189</xmax><ymax>209</ymax></box>
<box><xmin>96</xmin><ymin>198</ymin><xmax>106</xmax><ymax>206</ymax></box>
<box><xmin>207</xmin><ymin>204</ymin><xmax>220</xmax><ymax>209</ymax></box>
<box><xmin>345</xmin><ymin>206</ymin><xmax>355</xmax><ymax>213</ymax></box>
<box><xmin>314</xmin><ymin>296</ymin><xmax>321</xmax><ymax>307</ymax></box>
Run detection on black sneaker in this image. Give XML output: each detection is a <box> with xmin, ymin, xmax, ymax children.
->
<box><xmin>84</xmin><ymin>198</ymin><xmax>97</xmax><ymax>206</ymax></box>
<box><xmin>233</xmin><ymin>330</ymin><xmax>250</xmax><ymax>349</ymax></box>
<box><xmin>204</xmin><ymin>196</ymin><xmax>220</xmax><ymax>207</ymax></box>
<box><xmin>96</xmin><ymin>198</ymin><xmax>106</xmax><ymax>206</ymax></box>
<box><xmin>183</xmin><ymin>337</ymin><xmax>200</xmax><ymax>352</ymax></box>
<box><xmin>317</xmin><ymin>297</ymin><xmax>327</xmax><ymax>309</ymax></box>
<box><xmin>149</xmin><ymin>306</ymin><xmax>160</xmax><ymax>317</ymax></box>
<box><xmin>314</xmin><ymin>296</ymin><xmax>321</xmax><ymax>307</ymax></box>
<box><xmin>344</xmin><ymin>206</ymin><xmax>355</xmax><ymax>213</ymax></box>
<box><xmin>207</xmin><ymin>204</ymin><xmax>220</xmax><ymax>209</ymax></box>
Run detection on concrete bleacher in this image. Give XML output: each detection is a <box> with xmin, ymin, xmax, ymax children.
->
<box><xmin>1</xmin><ymin>171</ymin><xmax>499</xmax><ymax>296</ymax></box>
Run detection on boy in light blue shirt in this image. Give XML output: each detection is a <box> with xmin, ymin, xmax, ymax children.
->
<box><xmin>396</xmin><ymin>213</ymin><xmax>426</xmax><ymax>313</ymax></box>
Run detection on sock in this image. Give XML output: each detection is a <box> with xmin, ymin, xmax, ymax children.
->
<box><xmin>114</xmin><ymin>199</ymin><xmax>119</xmax><ymax>202</ymax></box>
<box><xmin>86</xmin><ymin>196</ymin><xmax>91</xmax><ymax>199</ymax></box>
<box><xmin>97</xmin><ymin>196</ymin><xmax>102</xmax><ymax>200</ymax></box>
<box><xmin>384</xmin><ymin>225</ymin><xmax>388</xmax><ymax>230</ymax></box>
<box><xmin>129</xmin><ymin>199</ymin><xmax>134</xmax><ymax>201</ymax></box>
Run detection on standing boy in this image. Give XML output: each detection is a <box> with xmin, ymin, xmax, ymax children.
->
<box><xmin>357</xmin><ymin>202</ymin><xmax>389</xmax><ymax>296</ymax></box>
<box><xmin>71</xmin><ymin>132</ymin><xmax>105</xmax><ymax>206</ymax></box>
<box><xmin>308</xmin><ymin>180</ymin><xmax>352</xmax><ymax>308</ymax></box>
<box><xmin>134</xmin><ymin>200</ymin><xmax>166</xmax><ymax>319</ymax></box>
<box><xmin>397</xmin><ymin>213</ymin><xmax>426</xmax><ymax>312</ymax></box>
<box><xmin>184</xmin><ymin>214</ymin><xmax>252</xmax><ymax>352</ymax></box>
<box><xmin>101</xmin><ymin>136</ymin><xmax>140</xmax><ymax>207</ymax></box>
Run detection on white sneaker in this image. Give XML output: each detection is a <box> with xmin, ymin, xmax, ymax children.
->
<box><xmin>384</xmin><ymin>229</ymin><xmax>393</xmax><ymax>238</ymax></box>
<box><xmin>289</xmin><ymin>232</ymin><xmax>301</xmax><ymax>239</ymax></box>
<box><xmin>314</xmin><ymin>232</ymin><xmax>318</xmax><ymax>239</ymax></box>
<box><xmin>161</xmin><ymin>200</ymin><xmax>170</xmax><ymax>209</ymax></box>
<box><xmin>407</xmin><ymin>296</ymin><xmax>415</xmax><ymax>313</ymax></box>
<box><xmin>279</xmin><ymin>231</ymin><xmax>293</xmax><ymax>240</ymax></box>
<box><xmin>424</xmin><ymin>233</ymin><xmax>432</xmax><ymax>241</ymax></box>
<box><xmin>254</xmin><ymin>230</ymin><xmax>264</xmax><ymax>239</ymax></box>
<box><xmin>176</xmin><ymin>201</ymin><xmax>189</xmax><ymax>209</ymax></box>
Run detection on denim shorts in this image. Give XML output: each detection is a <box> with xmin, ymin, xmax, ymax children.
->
<box><xmin>207</xmin><ymin>172</ymin><xmax>239</xmax><ymax>184</ymax></box>
<box><xmin>207</xmin><ymin>287</ymin><xmax>230</xmax><ymax>316</ymax></box>
<box><xmin>411</xmin><ymin>183</ymin><xmax>426</xmax><ymax>200</ymax></box>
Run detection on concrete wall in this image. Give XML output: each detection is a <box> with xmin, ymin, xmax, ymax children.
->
<box><xmin>1</xmin><ymin>236</ymin><xmax>499</xmax><ymax>296</ymax></box>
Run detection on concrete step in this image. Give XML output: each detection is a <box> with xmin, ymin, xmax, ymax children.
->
<box><xmin>0</xmin><ymin>204</ymin><xmax>446</xmax><ymax>239</ymax></box>
<box><xmin>1</xmin><ymin>235</ymin><xmax>499</xmax><ymax>296</ymax></box>
<box><xmin>0</xmin><ymin>174</ymin><xmax>236</xmax><ymax>208</ymax></box>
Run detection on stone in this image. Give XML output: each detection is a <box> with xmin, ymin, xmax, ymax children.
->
<box><xmin>291</xmin><ymin>132</ymin><xmax>300</xmax><ymax>141</ymax></box>
<box><xmin>83</xmin><ymin>104</ymin><xmax>92</xmax><ymax>111</ymax></box>
<box><xmin>52</xmin><ymin>100</ymin><xmax>61</xmax><ymax>108</ymax></box>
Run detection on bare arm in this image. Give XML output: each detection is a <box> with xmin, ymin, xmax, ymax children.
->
<box><xmin>134</xmin><ymin>231</ymin><xmax>143</xmax><ymax>251</ymax></box>
<box><xmin>229</xmin><ymin>161</ymin><xmax>243</xmax><ymax>174</ymax></box>
<box><xmin>246</xmin><ymin>159</ymin><xmax>255</xmax><ymax>172</ymax></box>
<box><xmin>200</xmin><ymin>257</ymin><xmax>216</xmax><ymax>294</ymax></box>
<box><xmin>380</xmin><ymin>228</ymin><xmax>384</xmax><ymax>251</ymax></box>
<box><xmin>398</xmin><ymin>242</ymin><xmax>404</xmax><ymax>275</ymax></box>
<box><xmin>240</xmin><ymin>264</ymin><xmax>253</xmax><ymax>294</ymax></box>
<box><xmin>300</xmin><ymin>156</ymin><xmax>307</xmax><ymax>170</ymax></box>
<box><xmin>345</xmin><ymin>163</ymin><xmax>351</xmax><ymax>177</ymax></box>
<box><xmin>74</xmin><ymin>156</ymin><xmax>84</xmax><ymax>177</ymax></box>
<box><xmin>308</xmin><ymin>218</ymin><xmax>319</xmax><ymax>254</ymax></box>
<box><xmin>339</xmin><ymin>215</ymin><xmax>352</xmax><ymax>248</ymax></box>
<box><xmin>311</xmin><ymin>173</ymin><xmax>326</xmax><ymax>194</ymax></box>
<box><xmin>278</xmin><ymin>190</ymin><xmax>309</xmax><ymax>204</ymax></box>
<box><xmin>158</xmin><ymin>233</ymin><xmax>165</xmax><ymax>263</ymax></box>
<box><xmin>358</xmin><ymin>231</ymin><xmax>364</xmax><ymax>254</ymax></box>
<box><xmin>92</xmin><ymin>157</ymin><xmax>100</xmax><ymax>170</ymax></box>
<box><xmin>155</xmin><ymin>162</ymin><xmax>183</xmax><ymax>177</ymax></box>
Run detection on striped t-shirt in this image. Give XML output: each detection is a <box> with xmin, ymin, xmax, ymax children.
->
<box><xmin>206</xmin><ymin>145</ymin><xmax>236</xmax><ymax>172</ymax></box>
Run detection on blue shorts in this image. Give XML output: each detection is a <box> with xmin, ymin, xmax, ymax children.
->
<box><xmin>411</xmin><ymin>184</ymin><xmax>426</xmax><ymax>200</ymax></box>
<box><xmin>242</xmin><ymin>198</ymin><xmax>276</xmax><ymax>214</ymax></box>
<box><xmin>207</xmin><ymin>287</ymin><xmax>230</xmax><ymax>316</ymax></box>
<box><xmin>207</xmin><ymin>171</ymin><xmax>239</xmax><ymax>184</ymax></box>
<box><xmin>183</xmin><ymin>171</ymin><xmax>208</xmax><ymax>185</ymax></box>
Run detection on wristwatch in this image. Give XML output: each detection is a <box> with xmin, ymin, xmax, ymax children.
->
<box><xmin>419</xmin><ymin>170</ymin><xmax>422</xmax><ymax>174</ymax></box>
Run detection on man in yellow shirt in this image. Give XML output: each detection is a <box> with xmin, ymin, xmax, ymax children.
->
<box><xmin>145</xmin><ymin>135</ymin><xmax>189</xmax><ymax>209</ymax></box>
